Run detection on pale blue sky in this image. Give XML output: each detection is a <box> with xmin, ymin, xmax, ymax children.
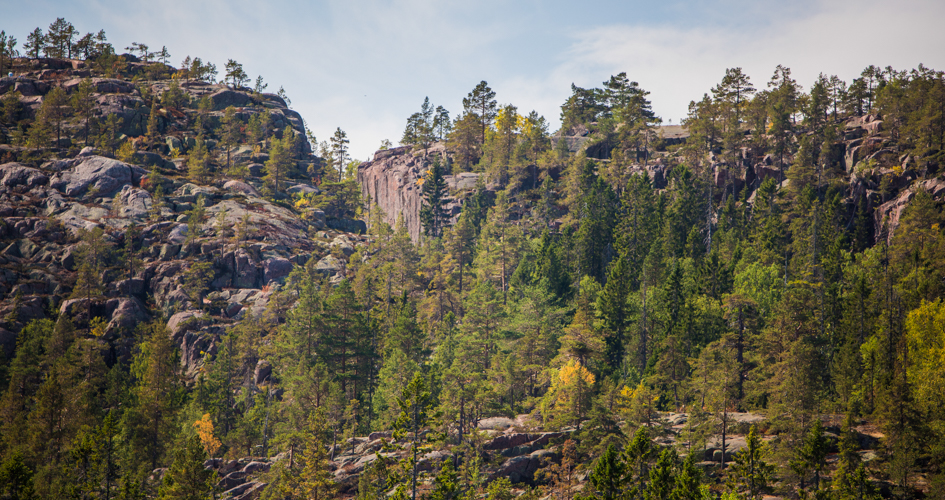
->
<box><xmin>4</xmin><ymin>0</ymin><xmax>945</xmax><ymax>159</ymax></box>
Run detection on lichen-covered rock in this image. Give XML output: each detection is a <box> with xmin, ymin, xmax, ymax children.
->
<box><xmin>0</xmin><ymin>163</ymin><xmax>48</xmax><ymax>189</ymax></box>
<box><xmin>223</xmin><ymin>180</ymin><xmax>260</xmax><ymax>197</ymax></box>
<box><xmin>106</xmin><ymin>297</ymin><xmax>150</xmax><ymax>336</ymax></box>
<box><xmin>167</xmin><ymin>310</ymin><xmax>208</xmax><ymax>340</ymax></box>
<box><xmin>50</xmin><ymin>156</ymin><xmax>147</xmax><ymax>197</ymax></box>
<box><xmin>118</xmin><ymin>185</ymin><xmax>153</xmax><ymax>219</ymax></box>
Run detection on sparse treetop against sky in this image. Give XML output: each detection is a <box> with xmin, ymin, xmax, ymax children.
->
<box><xmin>5</xmin><ymin>0</ymin><xmax>945</xmax><ymax>160</ymax></box>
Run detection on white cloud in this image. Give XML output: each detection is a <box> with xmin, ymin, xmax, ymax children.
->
<box><xmin>6</xmin><ymin>0</ymin><xmax>945</xmax><ymax>158</ymax></box>
<box><xmin>545</xmin><ymin>0</ymin><xmax>945</xmax><ymax>125</ymax></box>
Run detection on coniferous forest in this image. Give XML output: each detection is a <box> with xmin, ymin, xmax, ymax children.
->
<box><xmin>2</xmin><ymin>17</ymin><xmax>945</xmax><ymax>500</ymax></box>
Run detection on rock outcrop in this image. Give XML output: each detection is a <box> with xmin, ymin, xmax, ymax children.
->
<box><xmin>357</xmin><ymin>144</ymin><xmax>483</xmax><ymax>242</ymax></box>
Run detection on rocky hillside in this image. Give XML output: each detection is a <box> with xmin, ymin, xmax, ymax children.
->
<box><xmin>4</xmin><ymin>31</ymin><xmax>945</xmax><ymax>499</ymax></box>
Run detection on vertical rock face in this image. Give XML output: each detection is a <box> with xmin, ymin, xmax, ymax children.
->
<box><xmin>357</xmin><ymin>144</ymin><xmax>480</xmax><ymax>243</ymax></box>
<box><xmin>357</xmin><ymin>146</ymin><xmax>426</xmax><ymax>241</ymax></box>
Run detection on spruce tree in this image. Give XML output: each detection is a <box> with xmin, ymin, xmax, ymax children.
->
<box><xmin>587</xmin><ymin>443</ymin><xmax>626</xmax><ymax>500</ymax></box>
<box><xmin>420</xmin><ymin>156</ymin><xmax>448</xmax><ymax>238</ymax></box>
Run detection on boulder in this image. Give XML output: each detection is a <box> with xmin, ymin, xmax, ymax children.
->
<box><xmin>50</xmin><ymin>156</ymin><xmax>147</xmax><ymax>197</ymax></box>
<box><xmin>326</xmin><ymin>218</ymin><xmax>366</xmax><ymax>234</ymax></box>
<box><xmin>875</xmin><ymin>178</ymin><xmax>945</xmax><ymax>242</ymax></box>
<box><xmin>485</xmin><ymin>433</ymin><xmax>535</xmax><ymax>451</ymax></box>
<box><xmin>0</xmin><ymin>163</ymin><xmax>48</xmax><ymax>189</ymax></box>
<box><xmin>330</xmin><ymin>236</ymin><xmax>355</xmax><ymax>256</ymax></box>
<box><xmin>490</xmin><ymin>455</ymin><xmax>539</xmax><ymax>484</ymax></box>
<box><xmin>118</xmin><ymin>185</ymin><xmax>153</xmax><ymax>219</ymax></box>
<box><xmin>209</xmin><ymin>88</ymin><xmax>254</xmax><ymax>110</ymax></box>
<box><xmin>133</xmin><ymin>150</ymin><xmax>173</xmax><ymax>169</ymax></box>
<box><xmin>254</xmin><ymin>360</ymin><xmax>272</xmax><ymax>385</ymax></box>
<box><xmin>241</xmin><ymin>461</ymin><xmax>270</xmax><ymax>474</ymax></box>
<box><xmin>167</xmin><ymin>310</ymin><xmax>208</xmax><ymax>341</ymax></box>
<box><xmin>106</xmin><ymin>297</ymin><xmax>149</xmax><ymax>336</ymax></box>
<box><xmin>233</xmin><ymin>482</ymin><xmax>266</xmax><ymax>500</ymax></box>
<box><xmin>167</xmin><ymin>224</ymin><xmax>189</xmax><ymax>244</ymax></box>
<box><xmin>287</xmin><ymin>183</ymin><xmax>320</xmax><ymax>195</ymax></box>
<box><xmin>247</xmin><ymin>163</ymin><xmax>264</xmax><ymax>177</ymax></box>
<box><xmin>180</xmin><ymin>329</ymin><xmax>214</xmax><ymax>376</ymax></box>
<box><xmin>263</xmin><ymin>257</ymin><xmax>293</xmax><ymax>284</ymax></box>
<box><xmin>59</xmin><ymin>298</ymin><xmax>106</xmax><ymax>324</ymax></box>
<box><xmin>223</xmin><ymin>180</ymin><xmax>260</xmax><ymax>197</ymax></box>
<box><xmin>114</xmin><ymin>278</ymin><xmax>146</xmax><ymax>296</ymax></box>
<box><xmin>478</xmin><ymin>417</ymin><xmax>515</xmax><ymax>431</ymax></box>
<box><xmin>315</xmin><ymin>254</ymin><xmax>343</xmax><ymax>277</ymax></box>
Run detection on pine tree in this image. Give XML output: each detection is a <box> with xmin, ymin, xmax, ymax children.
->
<box><xmin>0</xmin><ymin>452</ymin><xmax>35</xmax><ymax>500</ymax></box>
<box><xmin>624</xmin><ymin>427</ymin><xmax>656</xmax><ymax>499</ymax></box>
<box><xmin>224</xmin><ymin>59</ymin><xmax>247</xmax><ymax>89</ymax></box>
<box><xmin>0</xmin><ymin>31</ymin><xmax>18</xmax><ymax>77</ymax></box>
<box><xmin>71</xmin><ymin>78</ymin><xmax>96</xmax><ymax>145</ymax></box>
<box><xmin>188</xmin><ymin>138</ymin><xmax>210</xmax><ymax>182</ymax></box>
<box><xmin>45</xmin><ymin>18</ymin><xmax>76</xmax><ymax>59</ymax></box>
<box><xmin>463</xmin><ymin>81</ymin><xmax>498</xmax><ymax>145</ymax></box>
<box><xmin>789</xmin><ymin>419</ymin><xmax>829</xmax><ymax>492</ymax></box>
<box><xmin>330</xmin><ymin>127</ymin><xmax>350</xmax><ymax>181</ymax></box>
<box><xmin>24</xmin><ymin>28</ymin><xmax>45</xmax><ymax>58</ymax></box>
<box><xmin>297</xmin><ymin>410</ymin><xmax>336</xmax><ymax>500</ymax></box>
<box><xmin>428</xmin><ymin>459</ymin><xmax>461</xmax><ymax>500</ymax></box>
<box><xmin>157</xmin><ymin>435</ymin><xmax>214</xmax><ymax>500</ymax></box>
<box><xmin>394</xmin><ymin>371</ymin><xmax>434</xmax><ymax>500</ymax></box>
<box><xmin>645</xmin><ymin>448</ymin><xmax>678</xmax><ymax>500</ymax></box>
<box><xmin>264</xmin><ymin>127</ymin><xmax>294</xmax><ymax>194</ymax></box>
<box><xmin>726</xmin><ymin>425</ymin><xmax>773</xmax><ymax>500</ymax></box>
<box><xmin>122</xmin><ymin>320</ymin><xmax>183</xmax><ymax>473</ymax></box>
<box><xmin>219</xmin><ymin>106</ymin><xmax>242</xmax><ymax>172</ymax></box>
<box><xmin>598</xmin><ymin>254</ymin><xmax>633</xmax><ymax>375</ymax></box>
<box><xmin>146</xmin><ymin>102</ymin><xmax>161</xmax><ymax>144</ymax></box>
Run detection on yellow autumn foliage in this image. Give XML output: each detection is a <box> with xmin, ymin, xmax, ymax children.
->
<box><xmin>194</xmin><ymin>413</ymin><xmax>222</xmax><ymax>458</ymax></box>
<box><xmin>495</xmin><ymin>106</ymin><xmax>524</xmax><ymax>134</ymax></box>
<box><xmin>555</xmin><ymin>359</ymin><xmax>595</xmax><ymax>389</ymax></box>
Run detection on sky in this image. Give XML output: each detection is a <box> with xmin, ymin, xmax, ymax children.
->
<box><xmin>4</xmin><ymin>0</ymin><xmax>945</xmax><ymax>160</ymax></box>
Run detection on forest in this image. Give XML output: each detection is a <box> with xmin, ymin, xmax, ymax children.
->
<box><xmin>1</xmin><ymin>17</ymin><xmax>945</xmax><ymax>500</ymax></box>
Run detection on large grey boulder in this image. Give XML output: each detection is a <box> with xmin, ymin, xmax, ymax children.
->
<box><xmin>106</xmin><ymin>297</ymin><xmax>150</xmax><ymax>336</ymax></box>
<box><xmin>0</xmin><ymin>163</ymin><xmax>48</xmax><ymax>189</ymax></box>
<box><xmin>222</xmin><ymin>180</ymin><xmax>260</xmax><ymax>197</ymax></box>
<box><xmin>209</xmin><ymin>89</ymin><xmax>253</xmax><ymax>110</ymax></box>
<box><xmin>118</xmin><ymin>185</ymin><xmax>153</xmax><ymax>219</ymax></box>
<box><xmin>166</xmin><ymin>310</ymin><xmax>208</xmax><ymax>341</ymax></box>
<box><xmin>50</xmin><ymin>156</ymin><xmax>147</xmax><ymax>197</ymax></box>
<box><xmin>315</xmin><ymin>254</ymin><xmax>343</xmax><ymax>276</ymax></box>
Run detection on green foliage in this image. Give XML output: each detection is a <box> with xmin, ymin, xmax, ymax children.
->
<box><xmin>726</xmin><ymin>426</ymin><xmax>774</xmax><ymax>500</ymax></box>
<box><xmin>0</xmin><ymin>451</ymin><xmax>35</xmax><ymax>500</ymax></box>
<box><xmin>157</xmin><ymin>435</ymin><xmax>214</xmax><ymax>500</ymax></box>
<box><xmin>420</xmin><ymin>156</ymin><xmax>449</xmax><ymax>238</ymax></box>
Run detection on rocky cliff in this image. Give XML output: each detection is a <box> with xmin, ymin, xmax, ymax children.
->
<box><xmin>357</xmin><ymin>143</ymin><xmax>481</xmax><ymax>242</ymax></box>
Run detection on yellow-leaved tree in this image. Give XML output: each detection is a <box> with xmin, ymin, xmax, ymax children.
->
<box><xmin>543</xmin><ymin>359</ymin><xmax>595</xmax><ymax>430</ymax></box>
<box><xmin>193</xmin><ymin>413</ymin><xmax>221</xmax><ymax>458</ymax></box>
